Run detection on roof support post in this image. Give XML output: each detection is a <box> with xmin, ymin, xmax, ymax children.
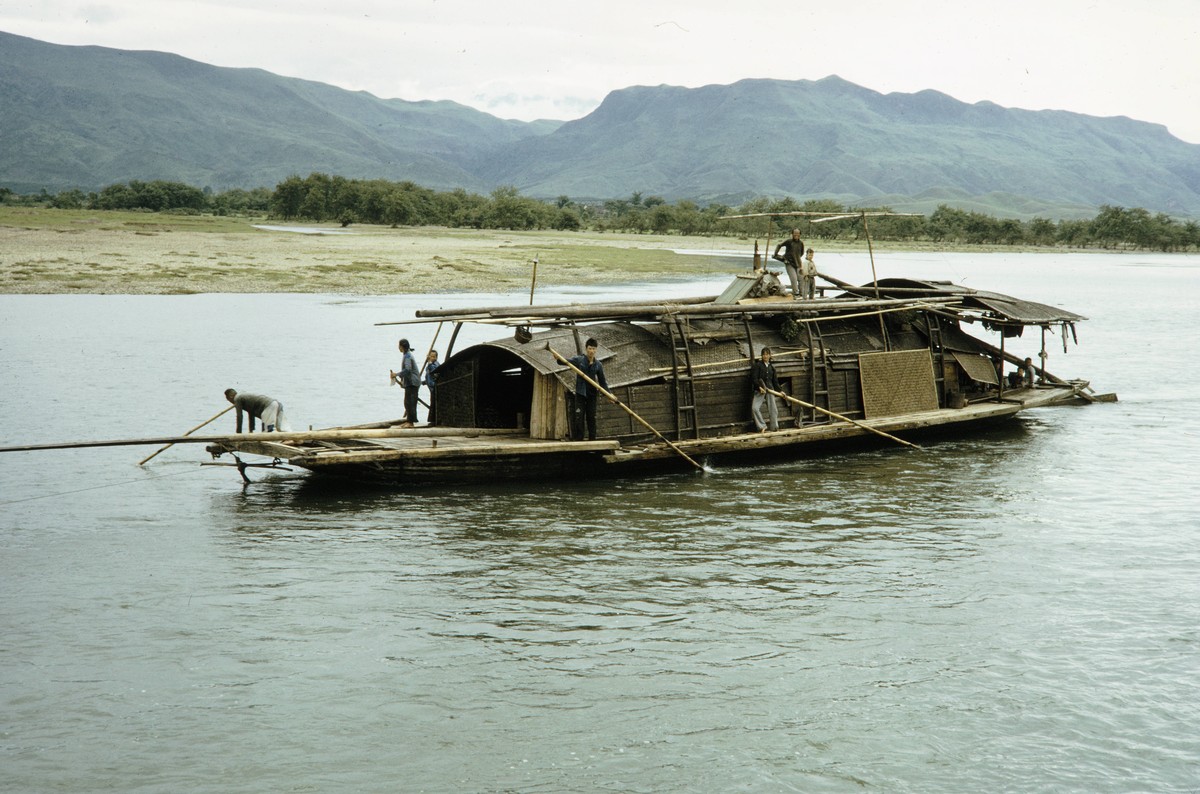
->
<box><xmin>998</xmin><ymin>330</ymin><xmax>1005</xmax><ymax>401</ymax></box>
<box><xmin>1039</xmin><ymin>325</ymin><xmax>1048</xmax><ymax>385</ymax></box>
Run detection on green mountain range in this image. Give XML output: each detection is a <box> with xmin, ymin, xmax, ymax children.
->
<box><xmin>477</xmin><ymin>77</ymin><xmax>1200</xmax><ymax>218</ymax></box>
<box><xmin>0</xmin><ymin>31</ymin><xmax>553</xmax><ymax>194</ymax></box>
<box><xmin>3</xmin><ymin>31</ymin><xmax>1199</xmax><ymax>218</ymax></box>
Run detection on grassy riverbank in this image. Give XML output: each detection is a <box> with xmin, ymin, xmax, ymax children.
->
<box><xmin>1</xmin><ymin>206</ymin><xmax>1070</xmax><ymax>295</ymax></box>
<box><xmin>1</xmin><ymin>208</ymin><xmax>753</xmax><ymax>294</ymax></box>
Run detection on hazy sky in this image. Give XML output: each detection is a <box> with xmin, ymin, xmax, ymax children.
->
<box><xmin>3</xmin><ymin>0</ymin><xmax>1198</xmax><ymax>143</ymax></box>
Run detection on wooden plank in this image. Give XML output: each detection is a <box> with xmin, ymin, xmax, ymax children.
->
<box><xmin>295</xmin><ymin>439</ymin><xmax>619</xmax><ymax>466</ymax></box>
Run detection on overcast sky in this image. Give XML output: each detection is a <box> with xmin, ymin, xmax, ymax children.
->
<box><xmin>3</xmin><ymin>0</ymin><xmax>1198</xmax><ymax>143</ymax></box>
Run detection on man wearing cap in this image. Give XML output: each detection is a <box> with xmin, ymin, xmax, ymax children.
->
<box><xmin>390</xmin><ymin>338</ymin><xmax>421</xmax><ymax>427</ymax></box>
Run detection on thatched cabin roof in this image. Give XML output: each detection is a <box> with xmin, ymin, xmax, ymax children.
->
<box><xmin>448</xmin><ymin>310</ymin><xmax>908</xmax><ymax>392</ymax></box>
<box><xmin>473</xmin><ymin>323</ymin><xmax>672</xmax><ymax>390</ymax></box>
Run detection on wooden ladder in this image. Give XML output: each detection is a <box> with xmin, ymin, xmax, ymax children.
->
<box><xmin>668</xmin><ymin>316</ymin><xmax>700</xmax><ymax>439</ymax></box>
<box><xmin>804</xmin><ymin>319</ymin><xmax>834</xmax><ymax>424</ymax></box>
<box><xmin>925</xmin><ymin>312</ymin><xmax>947</xmax><ymax>402</ymax></box>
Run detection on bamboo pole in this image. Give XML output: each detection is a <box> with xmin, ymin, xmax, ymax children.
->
<box><xmin>0</xmin><ymin>426</ymin><xmax>519</xmax><ymax>454</ymax></box>
<box><xmin>649</xmin><ymin>348</ymin><xmax>801</xmax><ymax>374</ymax></box>
<box><xmin>137</xmin><ymin>405</ymin><xmax>234</xmax><ymax>465</ymax></box>
<box><xmin>398</xmin><ymin>295</ymin><xmax>960</xmax><ymax>326</ymax></box>
<box><xmin>419</xmin><ymin>321</ymin><xmax>444</xmax><ymax>380</ymax></box>
<box><xmin>548</xmin><ymin>347</ymin><xmax>706</xmax><ymax>473</ymax></box>
<box><xmin>766</xmin><ymin>388</ymin><xmax>919</xmax><ymax>450</ymax></box>
<box><xmin>859</xmin><ymin>212</ymin><xmax>891</xmax><ymax>351</ymax></box>
<box><xmin>401</xmin><ymin>295</ymin><xmax>718</xmax><ymax>321</ymax></box>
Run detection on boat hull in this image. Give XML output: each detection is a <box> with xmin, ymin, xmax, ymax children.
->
<box><xmin>252</xmin><ymin>395</ymin><xmax>1045</xmax><ymax>487</ymax></box>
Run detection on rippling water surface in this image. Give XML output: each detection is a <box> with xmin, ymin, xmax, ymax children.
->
<box><xmin>2</xmin><ymin>252</ymin><xmax>1197</xmax><ymax>792</ymax></box>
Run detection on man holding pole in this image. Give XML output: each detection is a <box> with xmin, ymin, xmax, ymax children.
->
<box><xmin>566</xmin><ymin>338</ymin><xmax>609</xmax><ymax>441</ymax></box>
<box><xmin>750</xmin><ymin>347</ymin><xmax>780</xmax><ymax>432</ymax></box>
<box><xmin>390</xmin><ymin>338</ymin><xmax>421</xmax><ymax>428</ymax></box>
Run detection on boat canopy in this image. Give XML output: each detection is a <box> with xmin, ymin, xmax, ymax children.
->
<box><xmin>464</xmin><ymin>322</ymin><xmax>675</xmax><ymax>392</ymax></box>
<box><xmin>871</xmin><ymin>278</ymin><xmax>1086</xmax><ymax>325</ymax></box>
<box><xmin>442</xmin><ymin>307</ymin><xmax>918</xmax><ymax>394</ymax></box>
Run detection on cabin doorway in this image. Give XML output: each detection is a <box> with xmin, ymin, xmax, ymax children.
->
<box><xmin>474</xmin><ymin>348</ymin><xmax>534</xmax><ymax>428</ymax></box>
<box><xmin>435</xmin><ymin>348</ymin><xmax>535</xmax><ymax>429</ymax></box>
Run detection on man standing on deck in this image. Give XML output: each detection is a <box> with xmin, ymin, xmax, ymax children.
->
<box><xmin>773</xmin><ymin>228</ymin><xmax>806</xmax><ymax>299</ymax></box>
<box><xmin>391</xmin><ymin>338</ymin><xmax>421</xmax><ymax>427</ymax></box>
<box><xmin>224</xmin><ymin>389</ymin><xmax>291</xmax><ymax>433</ymax></box>
<box><xmin>567</xmin><ymin>338</ymin><xmax>609</xmax><ymax>441</ymax></box>
<box><xmin>750</xmin><ymin>348</ymin><xmax>780</xmax><ymax>432</ymax></box>
<box><xmin>422</xmin><ymin>349</ymin><xmax>440</xmax><ymax>424</ymax></box>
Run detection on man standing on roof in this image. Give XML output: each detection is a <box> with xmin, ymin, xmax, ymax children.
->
<box><xmin>225</xmin><ymin>389</ymin><xmax>291</xmax><ymax>433</ymax></box>
<box><xmin>567</xmin><ymin>338</ymin><xmax>609</xmax><ymax>441</ymax></box>
<box><xmin>750</xmin><ymin>348</ymin><xmax>780</xmax><ymax>432</ymax></box>
<box><xmin>801</xmin><ymin>247</ymin><xmax>818</xmax><ymax>299</ymax></box>
<box><xmin>773</xmin><ymin>228</ymin><xmax>806</xmax><ymax>300</ymax></box>
<box><xmin>390</xmin><ymin>338</ymin><xmax>421</xmax><ymax>428</ymax></box>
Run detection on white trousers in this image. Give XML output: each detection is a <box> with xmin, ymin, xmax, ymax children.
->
<box><xmin>752</xmin><ymin>392</ymin><xmax>778</xmax><ymax>431</ymax></box>
<box><xmin>260</xmin><ymin>400</ymin><xmax>291</xmax><ymax>432</ymax></box>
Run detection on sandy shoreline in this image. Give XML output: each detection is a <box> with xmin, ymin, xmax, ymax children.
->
<box><xmin>0</xmin><ymin>212</ymin><xmax>754</xmax><ymax>294</ymax></box>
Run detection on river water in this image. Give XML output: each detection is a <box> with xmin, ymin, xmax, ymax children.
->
<box><xmin>1</xmin><ymin>252</ymin><xmax>1197</xmax><ymax>792</ymax></box>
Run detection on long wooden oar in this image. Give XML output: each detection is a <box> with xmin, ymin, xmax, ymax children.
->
<box><xmin>0</xmin><ymin>426</ymin><xmax>520</xmax><ymax>454</ymax></box>
<box><xmin>766</xmin><ymin>388</ymin><xmax>919</xmax><ymax>450</ymax></box>
<box><xmin>138</xmin><ymin>405</ymin><xmax>234</xmax><ymax>465</ymax></box>
<box><xmin>549</xmin><ymin>347</ymin><xmax>706</xmax><ymax>473</ymax></box>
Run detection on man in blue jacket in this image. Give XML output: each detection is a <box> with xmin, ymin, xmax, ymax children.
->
<box><xmin>567</xmin><ymin>338</ymin><xmax>609</xmax><ymax>441</ymax></box>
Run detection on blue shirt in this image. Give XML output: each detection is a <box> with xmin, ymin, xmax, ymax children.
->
<box><xmin>399</xmin><ymin>351</ymin><xmax>420</xmax><ymax>389</ymax></box>
<box><xmin>568</xmin><ymin>354</ymin><xmax>608</xmax><ymax>396</ymax></box>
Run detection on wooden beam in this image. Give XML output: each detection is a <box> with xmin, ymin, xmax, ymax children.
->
<box><xmin>392</xmin><ymin>295</ymin><xmax>962</xmax><ymax>326</ymax></box>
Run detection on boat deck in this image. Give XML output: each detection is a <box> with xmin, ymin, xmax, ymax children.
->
<box><xmin>204</xmin><ymin>383</ymin><xmax>1084</xmax><ymax>484</ymax></box>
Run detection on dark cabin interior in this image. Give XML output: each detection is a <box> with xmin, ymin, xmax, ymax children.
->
<box><xmin>435</xmin><ymin>347</ymin><xmax>534</xmax><ymax>429</ymax></box>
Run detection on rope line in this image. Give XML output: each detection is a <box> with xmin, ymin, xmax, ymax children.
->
<box><xmin>0</xmin><ymin>466</ymin><xmax>211</xmax><ymax>506</ymax></box>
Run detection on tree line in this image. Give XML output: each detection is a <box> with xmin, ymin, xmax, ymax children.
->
<box><xmin>3</xmin><ymin>176</ymin><xmax>1198</xmax><ymax>252</ymax></box>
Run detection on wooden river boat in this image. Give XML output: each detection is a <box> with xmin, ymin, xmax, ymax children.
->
<box><xmin>194</xmin><ymin>260</ymin><xmax>1111</xmax><ymax>486</ymax></box>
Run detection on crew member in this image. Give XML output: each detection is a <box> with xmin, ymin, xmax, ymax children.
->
<box><xmin>772</xmin><ymin>228</ymin><xmax>806</xmax><ymax>299</ymax></box>
<box><xmin>224</xmin><ymin>389</ymin><xmax>290</xmax><ymax>433</ymax></box>
<box><xmin>391</xmin><ymin>338</ymin><xmax>421</xmax><ymax>428</ymax></box>
<box><xmin>567</xmin><ymin>338</ymin><xmax>609</xmax><ymax>441</ymax></box>
<box><xmin>750</xmin><ymin>347</ymin><xmax>780</xmax><ymax>432</ymax></box>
